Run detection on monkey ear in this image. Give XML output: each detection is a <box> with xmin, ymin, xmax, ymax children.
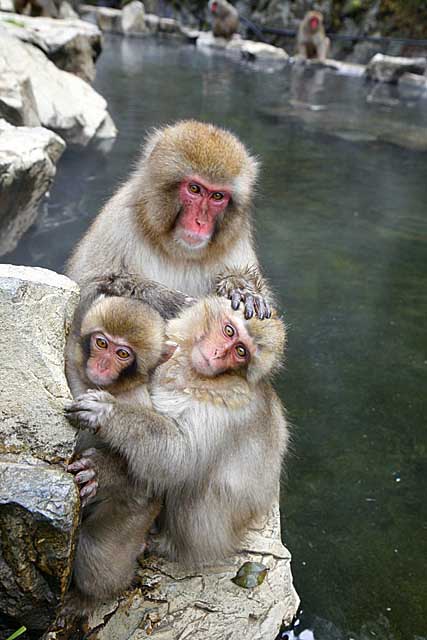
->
<box><xmin>159</xmin><ymin>340</ymin><xmax>178</xmax><ymax>365</ymax></box>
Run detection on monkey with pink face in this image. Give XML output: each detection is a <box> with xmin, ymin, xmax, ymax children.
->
<box><xmin>66</xmin><ymin>295</ymin><xmax>288</xmax><ymax>591</ymax></box>
<box><xmin>296</xmin><ymin>11</ymin><xmax>330</xmax><ymax>62</ymax></box>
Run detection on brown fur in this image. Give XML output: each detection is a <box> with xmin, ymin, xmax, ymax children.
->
<box><xmin>65</xmin><ymin>296</ymin><xmax>165</xmax><ymax>611</ymax></box>
<box><xmin>209</xmin><ymin>0</ymin><xmax>239</xmax><ymax>39</ymax></box>
<box><xmin>66</xmin><ymin>297</ymin><xmax>288</xmax><ymax>567</ymax></box>
<box><xmin>66</xmin><ymin>120</ymin><xmax>265</xmax><ymax>304</ymax></box>
<box><xmin>296</xmin><ymin>11</ymin><xmax>330</xmax><ymax>61</ymax></box>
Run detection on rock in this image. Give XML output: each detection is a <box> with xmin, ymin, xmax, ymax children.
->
<box><xmin>231</xmin><ymin>39</ymin><xmax>289</xmax><ymax>61</ymax></box>
<box><xmin>0</xmin><ymin>29</ymin><xmax>117</xmax><ymax>145</ymax></box>
<box><xmin>0</xmin><ymin>454</ymin><xmax>79</xmax><ymax>632</ymax></box>
<box><xmin>0</xmin><ymin>13</ymin><xmax>103</xmax><ymax>83</ymax></box>
<box><xmin>0</xmin><ymin>120</ymin><xmax>65</xmax><ymax>255</ymax></box>
<box><xmin>365</xmin><ymin>53</ymin><xmax>427</xmax><ymax>84</ymax></box>
<box><xmin>157</xmin><ymin>16</ymin><xmax>180</xmax><ymax>33</ymax></box>
<box><xmin>400</xmin><ymin>71</ymin><xmax>427</xmax><ymax>89</ymax></box>
<box><xmin>144</xmin><ymin>11</ymin><xmax>159</xmax><ymax>32</ymax></box>
<box><xmin>0</xmin><ymin>265</ymin><xmax>79</xmax><ymax>459</ymax></box>
<box><xmin>121</xmin><ymin>0</ymin><xmax>147</xmax><ymax>34</ymax></box>
<box><xmin>96</xmin><ymin>6</ymin><xmax>122</xmax><ymax>34</ymax></box>
<box><xmin>58</xmin><ymin>0</ymin><xmax>78</xmax><ymax>19</ymax></box>
<box><xmin>0</xmin><ymin>265</ymin><xmax>80</xmax><ymax>633</ymax></box>
<box><xmin>46</xmin><ymin>504</ymin><xmax>299</xmax><ymax>639</ymax></box>
<box><xmin>0</xmin><ymin>63</ymin><xmax>40</xmax><ymax>127</ymax></box>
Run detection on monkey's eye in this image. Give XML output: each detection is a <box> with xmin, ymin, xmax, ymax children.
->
<box><xmin>224</xmin><ymin>324</ymin><xmax>235</xmax><ymax>338</ymax></box>
<box><xmin>211</xmin><ymin>192</ymin><xmax>224</xmax><ymax>201</ymax></box>
<box><xmin>189</xmin><ymin>183</ymin><xmax>201</xmax><ymax>194</ymax></box>
<box><xmin>116</xmin><ymin>348</ymin><xmax>131</xmax><ymax>360</ymax></box>
<box><xmin>95</xmin><ymin>337</ymin><xmax>108</xmax><ymax>349</ymax></box>
<box><xmin>235</xmin><ymin>345</ymin><xmax>247</xmax><ymax>359</ymax></box>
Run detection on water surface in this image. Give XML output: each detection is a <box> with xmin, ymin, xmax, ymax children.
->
<box><xmin>3</xmin><ymin>37</ymin><xmax>427</xmax><ymax>640</ymax></box>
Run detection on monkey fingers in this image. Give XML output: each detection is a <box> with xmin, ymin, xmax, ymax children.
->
<box><xmin>65</xmin><ymin>391</ymin><xmax>114</xmax><ymax>432</ymax></box>
<box><xmin>79</xmin><ymin>478</ymin><xmax>99</xmax><ymax>506</ymax></box>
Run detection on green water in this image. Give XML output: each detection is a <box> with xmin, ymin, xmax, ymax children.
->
<box><xmin>2</xmin><ymin>37</ymin><xmax>426</xmax><ymax>640</ymax></box>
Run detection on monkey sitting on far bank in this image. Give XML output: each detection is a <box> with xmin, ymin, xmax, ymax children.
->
<box><xmin>296</xmin><ymin>11</ymin><xmax>330</xmax><ymax>62</ymax></box>
<box><xmin>66</xmin><ymin>295</ymin><xmax>166</xmax><ymax>608</ymax></box>
<box><xmin>66</xmin><ymin>295</ymin><xmax>288</xmax><ymax>569</ymax></box>
<box><xmin>208</xmin><ymin>0</ymin><xmax>239</xmax><ymax>39</ymax></box>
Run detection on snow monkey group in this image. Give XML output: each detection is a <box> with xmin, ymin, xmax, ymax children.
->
<box><xmin>64</xmin><ymin>120</ymin><xmax>289</xmax><ymax>613</ymax></box>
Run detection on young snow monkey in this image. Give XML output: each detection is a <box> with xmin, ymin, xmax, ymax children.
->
<box><xmin>65</xmin><ymin>295</ymin><xmax>167</xmax><ymax>609</ymax></box>
<box><xmin>66</xmin><ymin>296</ymin><xmax>288</xmax><ymax>578</ymax></box>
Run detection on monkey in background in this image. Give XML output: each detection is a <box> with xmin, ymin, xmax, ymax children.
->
<box><xmin>65</xmin><ymin>295</ymin><xmax>166</xmax><ymax>608</ymax></box>
<box><xmin>208</xmin><ymin>0</ymin><xmax>239</xmax><ymax>39</ymax></box>
<box><xmin>66</xmin><ymin>296</ymin><xmax>288</xmax><ymax>568</ymax></box>
<box><xmin>66</xmin><ymin>120</ymin><xmax>272</xmax><ymax>323</ymax></box>
<box><xmin>296</xmin><ymin>11</ymin><xmax>330</xmax><ymax>62</ymax></box>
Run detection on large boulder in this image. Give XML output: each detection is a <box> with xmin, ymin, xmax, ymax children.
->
<box><xmin>366</xmin><ymin>53</ymin><xmax>427</xmax><ymax>84</ymax></box>
<box><xmin>0</xmin><ymin>119</ymin><xmax>65</xmax><ymax>256</ymax></box>
<box><xmin>0</xmin><ymin>265</ymin><xmax>80</xmax><ymax>636</ymax></box>
<box><xmin>0</xmin><ymin>28</ymin><xmax>117</xmax><ymax>145</ymax></box>
<box><xmin>0</xmin><ymin>13</ymin><xmax>103</xmax><ymax>83</ymax></box>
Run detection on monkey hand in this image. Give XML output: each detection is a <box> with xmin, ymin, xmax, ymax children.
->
<box><xmin>65</xmin><ymin>390</ymin><xmax>115</xmax><ymax>433</ymax></box>
<box><xmin>216</xmin><ymin>269</ymin><xmax>271</xmax><ymax>320</ymax></box>
<box><xmin>67</xmin><ymin>448</ymin><xmax>99</xmax><ymax>506</ymax></box>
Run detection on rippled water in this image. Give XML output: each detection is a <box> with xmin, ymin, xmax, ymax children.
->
<box><xmin>2</xmin><ymin>36</ymin><xmax>427</xmax><ymax>640</ymax></box>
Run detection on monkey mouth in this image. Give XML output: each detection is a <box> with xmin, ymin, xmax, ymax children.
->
<box><xmin>174</xmin><ymin>228</ymin><xmax>211</xmax><ymax>251</ymax></box>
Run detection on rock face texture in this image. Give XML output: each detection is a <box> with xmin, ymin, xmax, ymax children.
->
<box><xmin>0</xmin><ymin>266</ymin><xmax>80</xmax><ymax>637</ymax></box>
<box><xmin>365</xmin><ymin>53</ymin><xmax>427</xmax><ymax>84</ymax></box>
<box><xmin>0</xmin><ymin>27</ymin><xmax>116</xmax><ymax>145</ymax></box>
<box><xmin>0</xmin><ymin>120</ymin><xmax>65</xmax><ymax>256</ymax></box>
<box><xmin>0</xmin><ymin>14</ymin><xmax>102</xmax><ymax>83</ymax></box>
<box><xmin>47</xmin><ymin>504</ymin><xmax>299</xmax><ymax>640</ymax></box>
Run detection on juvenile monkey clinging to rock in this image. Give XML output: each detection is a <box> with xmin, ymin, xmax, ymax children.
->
<box><xmin>209</xmin><ymin>0</ymin><xmax>239</xmax><ymax>40</ymax></box>
<box><xmin>296</xmin><ymin>11</ymin><xmax>330</xmax><ymax>62</ymax></box>
<box><xmin>67</xmin><ymin>120</ymin><xmax>272</xmax><ymax>321</ymax></box>
<box><xmin>66</xmin><ymin>296</ymin><xmax>288</xmax><ymax>568</ymax></box>
<box><xmin>65</xmin><ymin>296</ymin><xmax>166</xmax><ymax>608</ymax></box>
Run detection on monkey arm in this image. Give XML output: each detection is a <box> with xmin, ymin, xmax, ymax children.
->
<box><xmin>215</xmin><ymin>264</ymin><xmax>274</xmax><ymax>320</ymax></box>
<box><xmin>66</xmin><ymin>391</ymin><xmax>199</xmax><ymax>491</ymax></box>
<box><xmin>84</xmin><ymin>272</ymin><xmax>197</xmax><ymax>320</ymax></box>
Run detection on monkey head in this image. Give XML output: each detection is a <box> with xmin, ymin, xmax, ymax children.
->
<box><xmin>80</xmin><ymin>297</ymin><xmax>165</xmax><ymax>392</ymax></box>
<box><xmin>209</xmin><ymin>0</ymin><xmax>218</xmax><ymax>14</ymax></box>
<box><xmin>133</xmin><ymin>120</ymin><xmax>259</xmax><ymax>261</ymax></box>
<box><xmin>167</xmin><ymin>297</ymin><xmax>285</xmax><ymax>384</ymax></box>
<box><xmin>307</xmin><ymin>11</ymin><xmax>322</xmax><ymax>31</ymax></box>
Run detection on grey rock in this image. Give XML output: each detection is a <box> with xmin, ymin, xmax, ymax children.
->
<box><xmin>46</xmin><ymin>504</ymin><xmax>299</xmax><ymax>639</ymax></box>
<box><xmin>0</xmin><ymin>120</ymin><xmax>65</xmax><ymax>255</ymax></box>
<box><xmin>96</xmin><ymin>6</ymin><xmax>122</xmax><ymax>33</ymax></box>
<box><xmin>121</xmin><ymin>0</ymin><xmax>147</xmax><ymax>34</ymax></box>
<box><xmin>366</xmin><ymin>53</ymin><xmax>427</xmax><ymax>84</ymax></box>
<box><xmin>0</xmin><ymin>264</ymin><xmax>79</xmax><ymax>460</ymax></box>
<box><xmin>0</xmin><ymin>265</ymin><xmax>80</xmax><ymax>633</ymax></box>
<box><xmin>0</xmin><ymin>13</ymin><xmax>103</xmax><ymax>83</ymax></box>
<box><xmin>197</xmin><ymin>31</ymin><xmax>288</xmax><ymax>65</ymax></box>
<box><xmin>0</xmin><ymin>30</ymin><xmax>117</xmax><ymax>145</ymax></box>
<box><xmin>0</xmin><ymin>455</ymin><xmax>79</xmax><ymax>630</ymax></box>
<box><xmin>0</xmin><ymin>56</ymin><xmax>41</xmax><ymax>127</ymax></box>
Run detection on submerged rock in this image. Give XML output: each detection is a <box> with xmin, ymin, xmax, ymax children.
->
<box><xmin>0</xmin><ymin>28</ymin><xmax>117</xmax><ymax>145</ymax></box>
<box><xmin>366</xmin><ymin>53</ymin><xmax>427</xmax><ymax>84</ymax></box>
<box><xmin>0</xmin><ymin>265</ymin><xmax>80</xmax><ymax>634</ymax></box>
<box><xmin>0</xmin><ymin>13</ymin><xmax>102</xmax><ymax>83</ymax></box>
<box><xmin>0</xmin><ymin>120</ymin><xmax>65</xmax><ymax>256</ymax></box>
